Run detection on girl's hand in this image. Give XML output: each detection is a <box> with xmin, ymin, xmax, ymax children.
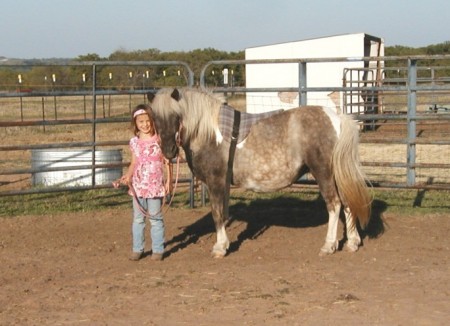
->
<box><xmin>113</xmin><ymin>175</ymin><xmax>130</xmax><ymax>188</ymax></box>
<box><xmin>120</xmin><ymin>175</ymin><xmax>131</xmax><ymax>186</ymax></box>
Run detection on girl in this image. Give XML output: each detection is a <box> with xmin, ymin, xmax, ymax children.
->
<box><xmin>118</xmin><ymin>104</ymin><xmax>172</xmax><ymax>261</ymax></box>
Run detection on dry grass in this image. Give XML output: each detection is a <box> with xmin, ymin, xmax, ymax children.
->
<box><xmin>359</xmin><ymin>143</ymin><xmax>450</xmax><ymax>185</ymax></box>
<box><xmin>1</xmin><ymin>93</ymin><xmax>449</xmax><ymax>193</ymax></box>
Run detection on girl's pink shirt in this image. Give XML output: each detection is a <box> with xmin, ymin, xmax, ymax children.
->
<box><xmin>128</xmin><ymin>135</ymin><xmax>165</xmax><ymax>198</ymax></box>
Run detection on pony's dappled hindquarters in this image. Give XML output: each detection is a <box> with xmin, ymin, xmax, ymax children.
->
<box><xmin>148</xmin><ymin>88</ymin><xmax>372</xmax><ymax>258</ymax></box>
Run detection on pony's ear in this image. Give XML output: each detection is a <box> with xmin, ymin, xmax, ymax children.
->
<box><xmin>171</xmin><ymin>88</ymin><xmax>181</xmax><ymax>101</ymax></box>
<box><xmin>147</xmin><ymin>92</ymin><xmax>155</xmax><ymax>103</ymax></box>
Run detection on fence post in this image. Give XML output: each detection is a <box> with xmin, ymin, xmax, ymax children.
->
<box><xmin>298</xmin><ymin>62</ymin><xmax>307</xmax><ymax>106</ymax></box>
<box><xmin>406</xmin><ymin>59</ymin><xmax>417</xmax><ymax>187</ymax></box>
<box><xmin>91</xmin><ymin>64</ymin><xmax>97</xmax><ymax>187</ymax></box>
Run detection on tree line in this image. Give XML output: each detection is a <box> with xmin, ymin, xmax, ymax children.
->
<box><xmin>0</xmin><ymin>48</ymin><xmax>244</xmax><ymax>92</ymax></box>
<box><xmin>384</xmin><ymin>41</ymin><xmax>450</xmax><ymax>78</ymax></box>
<box><xmin>1</xmin><ymin>41</ymin><xmax>449</xmax><ymax>92</ymax></box>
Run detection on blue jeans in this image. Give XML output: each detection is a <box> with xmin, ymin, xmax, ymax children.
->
<box><xmin>132</xmin><ymin>197</ymin><xmax>165</xmax><ymax>254</ymax></box>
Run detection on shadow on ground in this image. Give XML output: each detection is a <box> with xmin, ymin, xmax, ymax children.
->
<box><xmin>165</xmin><ymin>193</ymin><xmax>387</xmax><ymax>257</ymax></box>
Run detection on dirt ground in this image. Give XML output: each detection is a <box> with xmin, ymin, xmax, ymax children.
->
<box><xmin>1</xmin><ymin>195</ymin><xmax>449</xmax><ymax>325</ymax></box>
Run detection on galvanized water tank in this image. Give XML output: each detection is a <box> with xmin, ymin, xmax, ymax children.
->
<box><xmin>31</xmin><ymin>149</ymin><xmax>122</xmax><ymax>187</ymax></box>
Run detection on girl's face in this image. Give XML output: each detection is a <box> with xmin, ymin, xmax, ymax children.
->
<box><xmin>135</xmin><ymin>114</ymin><xmax>153</xmax><ymax>135</ymax></box>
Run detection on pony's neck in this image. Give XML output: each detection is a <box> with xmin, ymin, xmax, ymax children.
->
<box><xmin>181</xmin><ymin>89</ymin><xmax>221</xmax><ymax>144</ymax></box>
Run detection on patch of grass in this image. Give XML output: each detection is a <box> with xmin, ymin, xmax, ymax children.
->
<box><xmin>228</xmin><ymin>188</ymin><xmax>450</xmax><ymax>216</ymax></box>
<box><xmin>370</xmin><ymin>188</ymin><xmax>450</xmax><ymax>215</ymax></box>
<box><xmin>0</xmin><ymin>187</ymin><xmax>448</xmax><ymax>218</ymax></box>
<box><xmin>0</xmin><ymin>188</ymin><xmax>194</xmax><ymax>217</ymax></box>
<box><xmin>0</xmin><ymin>189</ymin><xmax>128</xmax><ymax>217</ymax></box>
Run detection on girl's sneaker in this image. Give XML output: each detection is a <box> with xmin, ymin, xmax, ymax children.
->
<box><xmin>151</xmin><ymin>253</ymin><xmax>163</xmax><ymax>261</ymax></box>
<box><xmin>129</xmin><ymin>251</ymin><xmax>144</xmax><ymax>261</ymax></box>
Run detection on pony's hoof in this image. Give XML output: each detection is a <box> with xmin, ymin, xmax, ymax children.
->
<box><xmin>344</xmin><ymin>241</ymin><xmax>360</xmax><ymax>253</ymax></box>
<box><xmin>212</xmin><ymin>241</ymin><xmax>229</xmax><ymax>258</ymax></box>
<box><xmin>211</xmin><ymin>251</ymin><xmax>226</xmax><ymax>258</ymax></box>
<box><xmin>319</xmin><ymin>248</ymin><xmax>334</xmax><ymax>256</ymax></box>
<box><xmin>319</xmin><ymin>242</ymin><xmax>337</xmax><ymax>256</ymax></box>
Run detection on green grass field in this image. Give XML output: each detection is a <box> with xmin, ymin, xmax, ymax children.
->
<box><xmin>1</xmin><ymin>187</ymin><xmax>448</xmax><ymax>218</ymax></box>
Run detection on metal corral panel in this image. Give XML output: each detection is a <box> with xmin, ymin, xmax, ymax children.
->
<box><xmin>31</xmin><ymin>149</ymin><xmax>122</xmax><ymax>187</ymax></box>
<box><xmin>245</xmin><ymin>33</ymin><xmax>384</xmax><ymax>113</ymax></box>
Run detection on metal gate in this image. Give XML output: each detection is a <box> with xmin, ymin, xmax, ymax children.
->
<box><xmin>1</xmin><ymin>56</ymin><xmax>449</xmax><ymax>201</ymax></box>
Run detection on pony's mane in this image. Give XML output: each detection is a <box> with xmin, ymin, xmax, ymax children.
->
<box><xmin>153</xmin><ymin>88</ymin><xmax>223</xmax><ymax>143</ymax></box>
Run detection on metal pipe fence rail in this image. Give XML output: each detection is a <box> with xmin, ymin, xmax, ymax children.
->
<box><xmin>0</xmin><ymin>61</ymin><xmax>197</xmax><ymax>207</ymax></box>
<box><xmin>199</xmin><ymin>55</ymin><xmax>450</xmax><ymax>190</ymax></box>
<box><xmin>1</xmin><ymin>56</ymin><xmax>449</xmax><ymax>205</ymax></box>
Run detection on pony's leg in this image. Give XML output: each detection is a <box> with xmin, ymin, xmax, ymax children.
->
<box><xmin>313</xmin><ymin>168</ymin><xmax>342</xmax><ymax>256</ymax></box>
<box><xmin>209</xmin><ymin>192</ymin><xmax>230</xmax><ymax>258</ymax></box>
<box><xmin>343</xmin><ymin>206</ymin><xmax>362</xmax><ymax>252</ymax></box>
<box><xmin>212</xmin><ymin>224</ymin><xmax>229</xmax><ymax>258</ymax></box>
<box><xmin>319</xmin><ymin>200</ymin><xmax>341</xmax><ymax>256</ymax></box>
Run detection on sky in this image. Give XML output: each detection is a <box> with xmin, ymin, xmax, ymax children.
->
<box><xmin>1</xmin><ymin>0</ymin><xmax>449</xmax><ymax>59</ymax></box>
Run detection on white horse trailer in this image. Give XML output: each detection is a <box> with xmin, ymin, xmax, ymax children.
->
<box><xmin>245</xmin><ymin>33</ymin><xmax>384</xmax><ymax>115</ymax></box>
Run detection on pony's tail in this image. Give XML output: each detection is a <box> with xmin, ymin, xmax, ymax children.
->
<box><xmin>332</xmin><ymin>115</ymin><xmax>372</xmax><ymax>228</ymax></box>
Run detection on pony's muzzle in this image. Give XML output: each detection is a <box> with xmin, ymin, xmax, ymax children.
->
<box><xmin>163</xmin><ymin>145</ymin><xmax>178</xmax><ymax>160</ymax></box>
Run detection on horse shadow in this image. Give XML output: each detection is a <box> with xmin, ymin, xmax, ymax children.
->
<box><xmin>164</xmin><ymin>193</ymin><xmax>387</xmax><ymax>257</ymax></box>
<box><xmin>226</xmin><ymin>194</ymin><xmax>329</xmax><ymax>254</ymax></box>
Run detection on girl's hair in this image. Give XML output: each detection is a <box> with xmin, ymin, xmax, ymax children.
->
<box><xmin>131</xmin><ymin>104</ymin><xmax>156</xmax><ymax>136</ymax></box>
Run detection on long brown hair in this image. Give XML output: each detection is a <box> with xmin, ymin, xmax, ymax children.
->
<box><xmin>130</xmin><ymin>104</ymin><xmax>156</xmax><ymax>136</ymax></box>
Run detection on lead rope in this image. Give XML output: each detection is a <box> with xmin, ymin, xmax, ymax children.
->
<box><xmin>131</xmin><ymin>155</ymin><xmax>180</xmax><ymax>218</ymax></box>
<box><xmin>113</xmin><ymin>154</ymin><xmax>181</xmax><ymax>219</ymax></box>
<box><xmin>113</xmin><ymin>123</ymin><xmax>184</xmax><ymax>218</ymax></box>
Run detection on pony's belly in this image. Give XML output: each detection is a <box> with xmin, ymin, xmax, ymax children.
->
<box><xmin>233</xmin><ymin>169</ymin><xmax>296</xmax><ymax>192</ymax></box>
<box><xmin>233</xmin><ymin>150</ymin><xmax>301</xmax><ymax>192</ymax></box>
<box><xmin>239</xmin><ymin>179</ymin><xmax>292</xmax><ymax>192</ymax></box>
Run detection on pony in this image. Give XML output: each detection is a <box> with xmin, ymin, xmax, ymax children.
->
<box><xmin>147</xmin><ymin>88</ymin><xmax>372</xmax><ymax>258</ymax></box>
